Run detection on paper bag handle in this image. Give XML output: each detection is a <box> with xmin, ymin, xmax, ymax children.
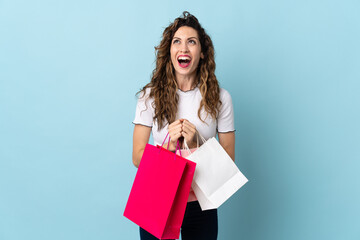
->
<box><xmin>159</xmin><ymin>132</ymin><xmax>182</xmax><ymax>158</ymax></box>
<box><xmin>183</xmin><ymin>130</ymin><xmax>206</xmax><ymax>154</ymax></box>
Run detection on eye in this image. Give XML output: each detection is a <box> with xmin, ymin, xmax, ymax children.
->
<box><xmin>173</xmin><ymin>39</ymin><xmax>180</xmax><ymax>44</ymax></box>
<box><xmin>189</xmin><ymin>39</ymin><xmax>196</xmax><ymax>44</ymax></box>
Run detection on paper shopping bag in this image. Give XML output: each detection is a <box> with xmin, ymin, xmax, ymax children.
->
<box><xmin>186</xmin><ymin>137</ymin><xmax>248</xmax><ymax>210</ymax></box>
<box><xmin>124</xmin><ymin>143</ymin><xmax>196</xmax><ymax>239</ymax></box>
<box><xmin>177</xmin><ymin>148</ymin><xmax>198</xmax><ymax>202</ymax></box>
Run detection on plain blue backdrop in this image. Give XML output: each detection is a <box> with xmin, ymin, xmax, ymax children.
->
<box><xmin>1</xmin><ymin>0</ymin><xmax>359</xmax><ymax>239</ymax></box>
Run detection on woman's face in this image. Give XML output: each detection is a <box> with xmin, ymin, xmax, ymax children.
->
<box><xmin>170</xmin><ymin>26</ymin><xmax>204</xmax><ymax>80</ymax></box>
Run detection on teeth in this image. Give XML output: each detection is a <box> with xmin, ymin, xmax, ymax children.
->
<box><xmin>178</xmin><ymin>56</ymin><xmax>191</xmax><ymax>61</ymax></box>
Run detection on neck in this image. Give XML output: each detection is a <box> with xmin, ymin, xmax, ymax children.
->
<box><xmin>175</xmin><ymin>72</ymin><xmax>197</xmax><ymax>91</ymax></box>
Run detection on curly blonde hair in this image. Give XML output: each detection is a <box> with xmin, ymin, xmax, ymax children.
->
<box><xmin>138</xmin><ymin>11</ymin><xmax>221</xmax><ymax>130</ymax></box>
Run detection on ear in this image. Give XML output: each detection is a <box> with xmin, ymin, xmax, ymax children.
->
<box><xmin>201</xmin><ymin>52</ymin><xmax>204</xmax><ymax>59</ymax></box>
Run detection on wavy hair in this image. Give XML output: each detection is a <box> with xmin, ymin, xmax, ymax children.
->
<box><xmin>138</xmin><ymin>11</ymin><xmax>221</xmax><ymax>130</ymax></box>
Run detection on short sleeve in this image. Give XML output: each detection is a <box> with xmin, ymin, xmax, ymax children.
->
<box><xmin>133</xmin><ymin>89</ymin><xmax>154</xmax><ymax>127</ymax></box>
<box><xmin>217</xmin><ymin>88</ymin><xmax>235</xmax><ymax>132</ymax></box>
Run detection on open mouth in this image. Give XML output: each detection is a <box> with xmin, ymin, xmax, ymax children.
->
<box><xmin>177</xmin><ymin>55</ymin><xmax>192</xmax><ymax>68</ymax></box>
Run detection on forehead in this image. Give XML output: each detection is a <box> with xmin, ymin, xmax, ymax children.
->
<box><xmin>173</xmin><ymin>26</ymin><xmax>199</xmax><ymax>39</ymax></box>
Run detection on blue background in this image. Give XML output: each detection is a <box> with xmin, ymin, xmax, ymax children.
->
<box><xmin>1</xmin><ymin>0</ymin><xmax>359</xmax><ymax>239</ymax></box>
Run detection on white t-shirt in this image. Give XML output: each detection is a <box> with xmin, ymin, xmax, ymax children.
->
<box><xmin>133</xmin><ymin>87</ymin><xmax>235</xmax><ymax>145</ymax></box>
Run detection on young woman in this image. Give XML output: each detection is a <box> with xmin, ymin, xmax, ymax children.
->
<box><xmin>132</xmin><ymin>11</ymin><xmax>235</xmax><ymax>240</ymax></box>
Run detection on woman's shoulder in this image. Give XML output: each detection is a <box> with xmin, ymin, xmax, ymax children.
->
<box><xmin>135</xmin><ymin>87</ymin><xmax>155</xmax><ymax>112</ymax></box>
<box><xmin>219</xmin><ymin>87</ymin><xmax>232</xmax><ymax>101</ymax></box>
<box><xmin>137</xmin><ymin>87</ymin><xmax>153</xmax><ymax>101</ymax></box>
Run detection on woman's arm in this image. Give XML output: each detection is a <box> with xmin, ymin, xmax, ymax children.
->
<box><xmin>218</xmin><ymin>132</ymin><xmax>235</xmax><ymax>161</ymax></box>
<box><xmin>132</xmin><ymin>124</ymin><xmax>151</xmax><ymax>168</ymax></box>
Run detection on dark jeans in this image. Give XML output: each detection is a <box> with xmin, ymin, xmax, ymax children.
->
<box><xmin>140</xmin><ymin>201</ymin><xmax>218</xmax><ymax>240</ymax></box>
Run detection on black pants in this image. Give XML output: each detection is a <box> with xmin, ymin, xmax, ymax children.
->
<box><xmin>140</xmin><ymin>201</ymin><xmax>218</xmax><ymax>240</ymax></box>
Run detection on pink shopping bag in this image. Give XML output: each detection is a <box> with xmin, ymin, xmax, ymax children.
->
<box><xmin>124</xmin><ymin>136</ymin><xmax>196</xmax><ymax>239</ymax></box>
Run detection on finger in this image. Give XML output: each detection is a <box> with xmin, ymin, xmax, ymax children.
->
<box><xmin>182</xmin><ymin>124</ymin><xmax>196</xmax><ymax>135</ymax></box>
<box><xmin>181</xmin><ymin>125</ymin><xmax>191</xmax><ymax>134</ymax></box>
<box><xmin>168</xmin><ymin>123</ymin><xmax>182</xmax><ymax>130</ymax></box>
<box><xmin>169</xmin><ymin>123</ymin><xmax>182</xmax><ymax>130</ymax></box>
<box><xmin>182</xmin><ymin>126</ymin><xmax>195</xmax><ymax>138</ymax></box>
<box><xmin>181</xmin><ymin>131</ymin><xmax>194</xmax><ymax>143</ymax></box>
<box><xmin>169</xmin><ymin>125</ymin><xmax>182</xmax><ymax>135</ymax></box>
<box><xmin>182</xmin><ymin>120</ymin><xmax>196</xmax><ymax>130</ymax></box>
<box><xmin>181</xmin><ymin>131</ymin><xmax>188</xmax><ymax>141</ymax></box>
<box><xmin>171</xmin><ymin>132</ymin><xmax>183</xmax><ymax>141</ymax></box>
<box><xmin>169</xmin><ymin>119</ymin><xmax>183</xmax><ymax>127</ymax></box>
<box><xmin>169</xmin><ymin>127</ymin><xmax>183</xmax><ymax>138</ymax></box>
<box><xmin>175</xmin><ymin>119</ymin><xmax>183</xmax><ymax>124</ymax></box>
<box><xmin>168</xmin><ymin>123</ymin><xmax>181</xmax><ymax>131</ymax></box>
<box><xmin>171</xmin><ymin>129</ymin><xmax>183</xmax><ymax>138</ymax></box>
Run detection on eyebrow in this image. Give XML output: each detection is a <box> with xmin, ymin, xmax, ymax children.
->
<box><xmin>173</xmin><ymin>37</ymin><xmax>199</xmax><ymax>40</ymax></box>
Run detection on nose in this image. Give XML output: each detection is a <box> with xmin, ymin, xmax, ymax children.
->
<box><xmin>180</xmin><ymin>42</ymin><xmax>189</xmax><ymax>53</ymax></box>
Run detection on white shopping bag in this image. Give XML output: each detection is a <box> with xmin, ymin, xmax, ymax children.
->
<box><xmin>185</xmin><ymin>135</ymin><xmax>248</xmax><ymax>210</ymax></box>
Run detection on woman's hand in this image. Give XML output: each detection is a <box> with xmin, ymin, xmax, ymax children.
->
<box><xmin>168</xmin><ymin>119</ymin><xmax>183</xmax><ymax>151</ymax></box>
<box><xmin>181</xmin><ymin>119</ymin><xmax>197</xmax><ymax>149</ymax></box>
<box><xmin>168</xmin><ymin>119</ymin><xmax>197</xmax><ymax>151</ymax></box>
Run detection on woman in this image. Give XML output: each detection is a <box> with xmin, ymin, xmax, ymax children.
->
<box><xmin>132</xmin><ymin>11</ymin><xmax>235</xmax><ymax>240</ymax></box>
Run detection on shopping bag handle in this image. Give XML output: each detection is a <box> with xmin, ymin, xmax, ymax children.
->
<box><xmin>160</xmin><ymin>133</ymin><xmax>171</xmax><ymax>150</ymax></box>
<box><xmin>175</xmin><ymin>140</ymin><xmax>182</xmax><ymax>157</ymax></box>
<box><xmin>183</xmin><ymin>130</ymin><xmax>206</xmax><ymax>154</ymax></box>
<box><xmin>159</xmin><ymin>132</ymin><xmax>183</xmax><ymax>158</ymax></box>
